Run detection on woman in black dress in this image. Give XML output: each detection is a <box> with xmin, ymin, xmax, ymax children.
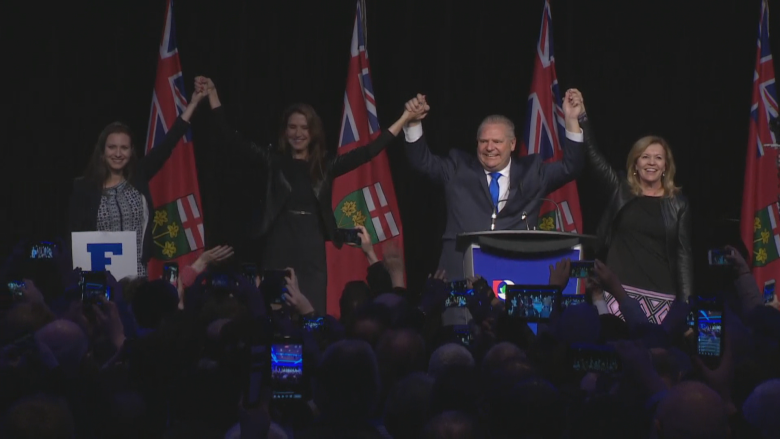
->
<box><xmin>197</xmin><ymin>76</ymin><xmax>420</xmax><ymax>314</ymax></box>
<box><xmin>69</xmin><ymin>89</ymin><xmax>206</xmax><ymax>277</ymax></box>
<box><xmin>567</xmin><ymin>89</ymin><xmax>692</xmax><ymax>304</ymax></box>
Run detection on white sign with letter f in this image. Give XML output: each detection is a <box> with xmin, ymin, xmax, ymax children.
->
<box><xmin>71</xmin><ymin>232</ymin><xmax>138</xmax><ymax>281</ymax></box>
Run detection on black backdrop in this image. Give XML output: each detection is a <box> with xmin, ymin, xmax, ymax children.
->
<box><xmin>3</xmin><ymin>0</ymin><xmax>773</xmax><ymax>290</ymax></box>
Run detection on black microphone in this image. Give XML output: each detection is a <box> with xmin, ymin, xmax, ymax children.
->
<box><xmin>491</xmin><ymin>196</ymin><xmax>512</xmax><ymax>231</ymax></box>
<box><xmin>492</xmin><ymin>197</ymin><xmax>565</xmax><ymax>231</ymax></box>
<box><xmin>521</xmin><ymin>211</ymin><xmax>530</xmax><ymax>230</ymax></box>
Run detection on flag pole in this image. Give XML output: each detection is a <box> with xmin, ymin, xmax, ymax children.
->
<box><xmin>360</xmin><ymin>0</ymin><xmax>368</xmax><ymax>50</ymax></box>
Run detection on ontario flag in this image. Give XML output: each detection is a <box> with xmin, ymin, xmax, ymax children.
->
<box><xmin>742</xmin><ymin>0</ymin><xmax>780</xmax><ymax>302</ymax></box>
<box><xmin>326</xmin><ymin>0</ymin><xmax>403</xmax><ymax>317</ymax></box>
<box><xmin>144</xmin><ymin>0</ymin><xmax>205</xmax><ymax>279</ymax></box>
<box><xmin>519</xmin><ymin>0</ymin><xmax>582</xmax><ymax>235</ymax></box>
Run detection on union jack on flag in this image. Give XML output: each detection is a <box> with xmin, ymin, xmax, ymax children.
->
<box><xmin>326</xmin><ymin>0</ymin><xmax>404</xmax><ymax>317</ymax></box>
<box><xmin>519</xmin><ymin>0</ymin><xmax>582</xmax><ymax>234</ymax></box>
<box><xmin>144</xmin><ymin>0</ymin><xmax>205</xmax><ymax>279</ymax></box>
<box><xmin>742</xmin><ymin>0</ymin><xmax>780</xmax><ymax>302</ymax></box>
<box><xmin>337</xmin><ymin>0</ymin><xmax>380</xmax><ymax>149</ymax></box>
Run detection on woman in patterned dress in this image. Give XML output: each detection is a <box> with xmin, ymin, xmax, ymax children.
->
<box><xmin>68</xmin><ymin>89</ymin><xmax>207</xmax><ymax>277</ymax></box>
<box><xmin>567</xmin><ymin>89</ymin><xmax>692</xmax><ymax>325</ymax></box>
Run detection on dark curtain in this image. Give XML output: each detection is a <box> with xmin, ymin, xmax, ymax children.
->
<box><xmin>1</xmin><ymin>0</ymin><xmax>768</xmax><ymax>290</ymax></box>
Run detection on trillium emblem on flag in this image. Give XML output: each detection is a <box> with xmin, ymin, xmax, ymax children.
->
<box><xmin>152</xmin><ymin>194</ymin><xmax>205</xmax><ymax>259</ymax></box>
<box><xmin>537</xmin><ymin>200</ymin><xmax>578</xmax><ymax>233</ymax></box>
<box><xmin>753</xmin><ymin>202</ymin><xmax>780</xmax><ymax>267</ymax></box>
<box><xmin>334</xmin><ymin>182</ymin><xmax>400</xmax><ymax>244</ymax></box>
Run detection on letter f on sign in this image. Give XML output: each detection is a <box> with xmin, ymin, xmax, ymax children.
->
<box><xmin>87</xmin><ymin>243</ymin><xmax>123</xmax><ymax>272</ymax></box>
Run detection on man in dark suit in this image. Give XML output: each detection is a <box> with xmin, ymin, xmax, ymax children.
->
<box><xmin>403</xmin><ymin>91</ymin><xmax>586</xmax><ymax>279</ymax></box>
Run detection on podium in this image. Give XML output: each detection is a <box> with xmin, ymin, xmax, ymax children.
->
<box><xmin>457</xmin><ymin>230</ymin><xmax>598</xmax><ymax>299</ymax></box>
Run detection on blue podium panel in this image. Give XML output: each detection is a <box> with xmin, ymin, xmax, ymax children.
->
<box><xmin>465</xmin><ymin>244</ymin><xmax>583</xmax><ymax>300</ymax></box>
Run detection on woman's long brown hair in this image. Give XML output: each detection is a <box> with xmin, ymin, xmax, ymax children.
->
<box><xmin>82</xmin><ymin>122</ymin><xmax>137</xmax><ymax>187</ymax></box>
<box><xmin>278</xmin><ymin>103</ymin><xmax>327</xmax><ymax>183</ymax></box>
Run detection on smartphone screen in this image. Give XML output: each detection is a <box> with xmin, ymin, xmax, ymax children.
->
<box><xmin>569</xmin><ymin>261</ymin><xmax>595</xmax><ymax>278</ymax></box>
<box><xmin>302</xmin><ymin>316</ymin><xmax>324</xmax><ymax>332</ymax></box>
<box><xmin>80</xmin><ymin>271</ymin><xmax>109</xmax><ymax>303</ymax></box>
<box><xmin>686</xmin><ymin>310</ymin><xmax>695</xmax><ymax>329</ymax></box>
<box><xmin>452</xmin><ymin>324</ymin><xmax>473</xmax><ymax>346</ymax></box>
<box><xmin>211</xmin><ymin>274</ymin><xmax>230</xmax><ymax>288</ymax></box>
<box><xmin>7</xmin><ymin>281</ymin><xmax>25</xmax><ymax>297</ymax></box>
<box><xmin>336</xmin><ymin>228</ymin><xmax>361</xmax><ymax>245</ymax></box>
<box><xmin>261</xmin><ymin>270</ymin><xmax>289</xmax><ymax>305</ymax></box>
<box><xmin>764</xmin><ymin>280</ymin><xmax>776</xmax><ymax>304</ymax></box>
<box><xmin>505</xmin><ymin>285</ymin><xmax>559</xmax><ymax>322</ymax></box>
<box><xmin>570</xmin><ymin>343</ymin><xmax>622</xmax><ymax>373</ymax></box>
<box><xmin>242</xmin><ymin>263</ymin><xmax>258</xmax><ymax>284</ymax></box>
<box><xmin>696</xmin><ymin>308</ymin><xmax>723</xmax><ymax>358</ymax></box>
<box><xmin>708</xmin><ymin>249</ymin><xmax>731</xmax><ymax>265</ymax></box>
<box><xmin>29</xmin><ymin>241</ymin><xmax>56</xmax><ymax>259</ymax></box>
<box><xmin>446</xmin><ymin>280</ymin><xmax>472</xmax><ymax>308</ymax></box>
<box><xmin>163</xmin><ymin>262</ymin><xmax>179</xmax><ymax>286</ymax></box>
<box><xmin>560</xmin><ymin>294</ymin><xmax>586</xmax><ymax>313</ymax></box>
<box><xmin>271</xmin><ymin>342</ymin><xmax>304</xmax><ymax>401</ymax></box>
<box><xmin>244</xmin><ymin>345</ymin><xmax>267</xmax><ymax>408</ymax></box>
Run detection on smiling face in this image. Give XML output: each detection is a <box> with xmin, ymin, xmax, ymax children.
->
<box><xmin>477</xmin><ymin>123</ymin><xmax>516</xmax><ymax>172</ymax></box>
<box><xmin>634</xmin><ymin>143</ymin><xmax>667</xmax><ymax>187</ymax></box>
<box><xmin>286</xmin><ymin>112</ymin><xmax>310</xmax><ymax>154</ymax></box>
<box><xmin>103</xmin><ymin>133</ymin><xmax>132</xmax><ymax>173</ymax></box>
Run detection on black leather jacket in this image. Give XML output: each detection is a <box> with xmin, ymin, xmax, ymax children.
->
<box><xmin>581</xmin><ymin>116</ymin><xmax>693</xmax><ymax>301</ymax></box>
<box><xmin>213</xmin><ymin>106</ymin><xmax>396</xmax><ymax>247</ymax></box>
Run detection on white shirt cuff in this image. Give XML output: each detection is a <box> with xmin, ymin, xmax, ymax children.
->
<box><xmin>565</xmin><ymin>129</ymin><xmax>584</xmax><ymax>143</ymax></box>
<box><xmin>403</xmin><ymin>124</ymin><xmax>423</xmax><ymax>143</ymax></box>
<box><xmin>593</xmin><ymin>299</ymin><xmax>610</xmax><ymax>315</ymax></box>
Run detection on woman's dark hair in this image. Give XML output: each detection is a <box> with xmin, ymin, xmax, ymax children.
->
<box><xmin>83</xmin><ymin>122</ymin><xmax>137</xmax><ymax>185</ymax></box>
<box><xmin>277</xmin><ymin>103</ymin><xmax>327</xmax><ymax>182</ymax></box>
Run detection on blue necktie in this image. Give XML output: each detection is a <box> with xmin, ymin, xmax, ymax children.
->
<box><xmin>489</xmin><ymin>172</ymin><xmax>501</xmax><ymax>209</ymax></box>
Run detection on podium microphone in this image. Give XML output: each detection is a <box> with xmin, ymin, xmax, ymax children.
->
<box><xmin>491</xmin><ymin>196</ymin><xmax>512</xmax><ymax>231</ymax></box>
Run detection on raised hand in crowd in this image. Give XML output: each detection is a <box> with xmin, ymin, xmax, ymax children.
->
<box><xmin>190</xmin><ymin>245</ymin><xmax>235</xmax><ymax>273</ymax></box>
<box><xmin>612</xmin><ymin>339</ymin><xmax>668</xmax><ymax>399</ymax></box>
<box><xmin>283</xmin><ymin>267</ymin><xmax>315</xmax><ymax>316</ymax></box>
<box><xmin>92</xmin><ymin>296</ymin><xmax>125</xmax><ymax>351</ymax></box>
<box><xmin>356</xmin><ymin>226</ymin><xmax>378</xmax><ymax>265</ymax></box>
<box><xmin>693</xmin><ymin>313</ymin><xmax>738</xmax><ymax>415</ymax></box>
<box><xmin>419</xmin><ymin>269</ymin><xmax>450</xmax><ymax>316</ymax></box>
<box><xmin>723</xmin><ymin>245</ymin><xmax>751</xmax><ymax>277</ymax></box>
<box><xmin>382</xmin><ymin>240</ymin><xmax>405</xmax><ymax>289</ymax></box>
<box><xmin>466</xmin><ymin>275</ymin><xmax>495</xmax><ymax>324</ymax></box>
<box><xmin>593</xmin><ymin>259</ymin><xmax>625</xmax><ymax>301</ymax></box>
<box><xmin>587</xmin><ymin>277</ymin><xmax>605</xmax><ymax>303</ymax></box>
<box><xmin>18</xmin><ymin>278</ymin><xmax>45</xmax><ymax>304</ymax></box>
<box><xmin>548</xmin><ymin>258</ymin><xmax>571</xmax><ymax>290</ymax></box>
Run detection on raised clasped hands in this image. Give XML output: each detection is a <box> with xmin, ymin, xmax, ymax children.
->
<box><xmin>563</xmin><ymin>88</ymin><xmax>585</xmax><ymax>120</ymax></box>
<box><xmin>404</xmin><ymin>93</ymin><xmax>430</xmax><ymax>125</ymax></box>
<box><xmin>194</xmin><ymin>76</ymin><xmax>215</xmax><ymax>95</ymax></box>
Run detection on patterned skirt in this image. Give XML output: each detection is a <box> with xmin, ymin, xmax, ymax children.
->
<box><xmin>603</xmin><ymin>285</ymin><xmax>676</xmax><ymax>325</ymax></box>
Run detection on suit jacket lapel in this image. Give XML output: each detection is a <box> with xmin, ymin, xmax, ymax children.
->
<box><xmin>506</xmin><ymin>158</ymin><xmax>522</xmax><ymax>206</ymax></box>
<box><xmin>472</xmin><ymin>159</ymin><xmax>492</xmax><ymax>206</ymax></box>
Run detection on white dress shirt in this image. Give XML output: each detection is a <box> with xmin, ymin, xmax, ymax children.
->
<box><xmin>403</xmin><ymin>123</ymin><xmax>584</xmax><ymax>213</ymax></box>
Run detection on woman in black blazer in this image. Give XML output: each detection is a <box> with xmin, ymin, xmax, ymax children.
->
<box><xmin>69</xmin><ymin>90</ymin><xmax>206</xmax><ymax>277</ymax></box>
<box><xmin>196</xmin><ymin>76</ymin><xmax>420</xmax><ymax>314</ymax></box>
<box><xmin>568</xmin><ymin>89</ymin><xmax>692</xmax><ymax>305</ymax></box>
